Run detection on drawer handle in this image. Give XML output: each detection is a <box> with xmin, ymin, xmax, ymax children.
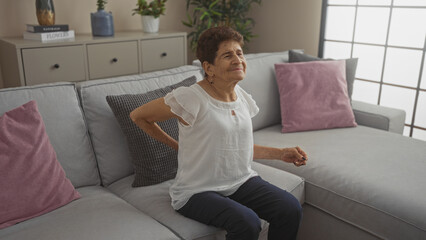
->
<box><xmin>112</xmin><ymin>58</ymin><xmax>118</xmax><ymax>63</ymax></box>
<box><xmin>161</xmin><ymin>52</ymin><xmax>167</xmax><ymax>57</ymax></box>
<box><xmin>53</xmin><ymin>64</ymin><xmax>60</xmax><ymax>69</ymax></box>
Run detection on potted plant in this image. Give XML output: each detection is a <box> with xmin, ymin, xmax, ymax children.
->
<box><xmin>183</xmin><ymin>0</ymin><xmax>261</xmax><ymax>51</ymax></box>
<box><xmin>132</xmin><ymin>0</ymin><xmax>167</xmax><ymax>33</ymax></box>
<box><xmin>91</xmin><ymin>0</ymin><xmax>114</xmax><ymax>36</ymax></box>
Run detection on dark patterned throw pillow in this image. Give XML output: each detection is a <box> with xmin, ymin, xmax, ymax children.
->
<box><xmin>106</xmin><ymin>76</ymin><xmax>197</xmax><ymax>187</ymax></box>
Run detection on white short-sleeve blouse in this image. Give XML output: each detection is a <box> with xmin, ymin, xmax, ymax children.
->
<box><xmin>164</xmin><ymin>83</ymin><xmax>259</xmax><ymax>210</ymax></box>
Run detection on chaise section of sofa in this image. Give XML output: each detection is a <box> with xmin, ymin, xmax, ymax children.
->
<box><xmin>0</xmin><ymin>83</ymin><xmax>181</xmax><ymax>240</ymax></box>
<box><xmin>254</xmin><ymin>125</ymin><xmax>426</xmax><ymax>240</ymax></box>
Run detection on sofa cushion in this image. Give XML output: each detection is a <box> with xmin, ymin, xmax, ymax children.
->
<box><xmin>109</xmin><ymin>178</ymin><xmax>221</xmax><ymax>240</ymax></box>
<box><xmin>108</xmin><ymin>162</ymin><xmax>304</xmax><ymax>240</ymax></box>
<box><xmin>78</xmin><ymin>66</ymin><xmax>204</xmax><ymax>186</ymax></box>
<box><xmin>0</xmin><ymin>101</ymin><xmax>80</xmax><ymax>229</ymax></box>
<box><xmin>106</xmin><ymin>76</ymin><xmax>196</xmax><ymax>187</ymax></box>
<box><xmin>275</xmin><ymin>60</ymin><xmax>357</xmax><ymax>133</ymax></box>
<box><xmin>289</xmin><ymin>50</ymin><xmax>358</xmax><ymax>100</ymax></box>
<box><xmin>254</xmin><ymin>124</ymin><xmax>426</xmax><ymax>239</ymax></box>
<box><xmin>0</xmin><ymin>83</ymin><xmax>100</xmax><ymax>188</ymax></box>
<box><xmin>0</xmin><ymin>186</ymin><xmax>179</xmax><ymax>240</ymax></box>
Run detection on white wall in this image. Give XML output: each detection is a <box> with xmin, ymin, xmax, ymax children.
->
<box><xmin>0</xmin><ymin>0</ymin><xmax>322</xmax><ymax>89</ymax></box>
<box><xmin>248</xmin><ymin>0</ymin><xmax>322</xmax><ymax>56</ymax></box>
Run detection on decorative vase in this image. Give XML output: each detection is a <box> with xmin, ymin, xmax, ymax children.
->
<box><xmin>91</xmin><ymin>10</ymin><xmax>114</xmax><ymax>36</ymax></box>
<box><xmin>142</xmin><ymin>16</ymin><xmax>160</xmax><ymax>33</ymax></box>
<box><xmin>36</xmin><ymin>0</ymin><xmax>55</xmax><ymax>26</ymax></box>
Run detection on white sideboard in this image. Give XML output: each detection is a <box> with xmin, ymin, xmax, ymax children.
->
<box><xmin>0</xmin><ymin>31</ymin><xmax>187</xmax><ymax>88</ymax></box>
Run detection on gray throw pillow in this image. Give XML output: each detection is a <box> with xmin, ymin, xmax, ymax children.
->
<box><xmin>289</xmin><ymin>50</ymin><xmax>358</xmax><ymax>100</ymax></box>
<box><xmin>106</xmin><ymin>76</ymin><xmax>197</xmax><ymax>187</ymax></box>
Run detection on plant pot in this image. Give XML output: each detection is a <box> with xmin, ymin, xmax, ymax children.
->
<box><xmin>36</xmin><ymin>0</ymin><xmax>55</xmax><ymax>26</ymax></box>
<box><xmin>142</xmin><ymin>15</ymin><xmax>160</xmax><ymax>33</ymax></box>
<box><xmin>91</xmin><ymin>10</ymin><xmax>114</xmax><ymax>36</ymax></box>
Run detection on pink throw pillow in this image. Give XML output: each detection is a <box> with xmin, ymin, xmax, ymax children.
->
<box><xmin>275</xmin><ymin>60</ymin><xmax>357</xmax><ymax>133</ymax></box>
<box><xmin>0</xmin><ymin>101</ymin><xmax>80</xmax><ymax>229</ymax></box>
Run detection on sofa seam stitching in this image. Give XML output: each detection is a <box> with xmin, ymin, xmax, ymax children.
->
<box><xmin>72</xmin><ymin>83</ymin><xmax>104</xmax><ymax>187</ymax></box>
<box><xmin>0</xmin><ymin>82</ymin><xmax>74</xmax><ymax>93</ymax></box>
<box><xmin>79</xmin><ymin>68</ymin><xmax>201</xmax><ymax>89</ymax></box>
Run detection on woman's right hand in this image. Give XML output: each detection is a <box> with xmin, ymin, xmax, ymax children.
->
<box><xmin>279</xmin><ymin>147</ymin><xmax>308</xmax><ymax>167</ymax></box>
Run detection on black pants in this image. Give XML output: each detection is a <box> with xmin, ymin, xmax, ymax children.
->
<box><xmin>177</xmin><ymin>176</ymin><xmax>302</xmax><ymax>240</ymax></box>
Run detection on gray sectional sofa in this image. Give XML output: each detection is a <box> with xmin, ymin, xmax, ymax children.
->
<box><xmin>0</xmin><ymin>50</ymin><xmax>425</xmax><ymax>240</ymax></box>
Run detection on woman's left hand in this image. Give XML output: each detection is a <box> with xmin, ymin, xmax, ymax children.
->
<box><xmin>280</xmin><ymin>147</ymin><xmax>308</xmax><ymax>167</ymax></box>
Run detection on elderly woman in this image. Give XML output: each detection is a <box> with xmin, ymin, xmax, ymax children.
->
<box><xmin>130</xmin><ymin>26</ymin><xmax>307</xmax><ymax>240</ymax></box>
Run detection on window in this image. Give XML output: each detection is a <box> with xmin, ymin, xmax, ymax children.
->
<box><xmin>319</xmin><ymin>0</ymin><xmax>426</xmax><ymax>141</ymax></box>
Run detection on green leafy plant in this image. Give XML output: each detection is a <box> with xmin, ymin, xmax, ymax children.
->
<box><xmin>97</xmin><ymin>0</ymin><xmax>107</xmax><ymax>10</ymax></box>
<box><xmin>132</xmin><ymin>0</ymin><xmax>167</xmax><ymax>18</ymax></box>
<box><xmin>182</xmin><ymin>0</ymin><xmax>262</xmax><ymax>51</ymax></box>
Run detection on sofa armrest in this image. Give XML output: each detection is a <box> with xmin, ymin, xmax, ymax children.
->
<box><xmin>352</xmin><ymin>100</ymin><xmax>406</xmax><ymax>134</ymax></box>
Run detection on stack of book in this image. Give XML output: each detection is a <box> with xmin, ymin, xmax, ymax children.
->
<box><xmin>23</xmin><ymin>24</ymin><xmax>75</xmax><ymax>42</ymax></box>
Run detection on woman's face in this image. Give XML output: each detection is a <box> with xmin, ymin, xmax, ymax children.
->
<box><xmin>206</xmin><ymin>40</ymin><xmax>246</xmax><ymax>83</ymax></box>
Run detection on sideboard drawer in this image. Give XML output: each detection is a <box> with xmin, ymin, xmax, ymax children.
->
<box><xmin>140</xmin><ymin>36</ymin><xmax>185</xmax><ymax>72</ymax></box>
<box><xmin>22</xmin><ymin>46</ymin><xmax>86</xmax><ymax>86</ymax></box>
<box><xmin>87</xmin><ymin>41</ymin><xmax>139</xmax><ymax>79</ymax></box>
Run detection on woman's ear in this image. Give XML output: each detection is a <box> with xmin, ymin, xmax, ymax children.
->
<box><xmin>202</xmin><ymin>61</ymin><xmax>214</xmax><ymax>77</ymax></box>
